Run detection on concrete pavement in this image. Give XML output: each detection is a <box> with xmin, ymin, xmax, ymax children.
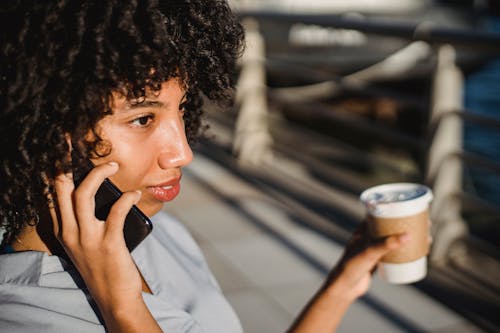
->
<box><xmin>163</xmin><ymin>152</ymin><xmax>484</xmax><ymax>333</ymax></box>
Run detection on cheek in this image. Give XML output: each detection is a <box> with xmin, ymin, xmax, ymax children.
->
<box><xmin>108</xmin><ymin>168</ymin><xmax>142</xmax><ymax>192</ymax></box>
<box><xmin>96</xmin><ymin>146</ymin><xmax>154</xmax><ymax>192</ymax></box>
<box><xmin>108</xmin><ymin>157</ymin><xmax>153</xmax><ymax>192</ymax></box>
<box><xmin>91</xmin><ymin>123</ymin><xmax>162</xmax><ymax>191</ymax></box>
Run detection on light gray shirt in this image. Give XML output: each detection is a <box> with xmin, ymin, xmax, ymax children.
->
<box><xmin>0</xmin><ymin>212</ymin><xmax>243</xmax><ymax>333</ymax></box>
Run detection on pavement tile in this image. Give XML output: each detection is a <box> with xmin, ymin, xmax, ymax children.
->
<box><xmin>198</xmin><ymin>242</ymin><xmax>255</xmax><ymax>293</ymax></box>
<box><xmin>339</xmin><ymin>291</ymin><xmax>483</xmax><ymax>333</ymax></box>
<box><xmin>167</xmin><ymin>201</ymin><xmax>262</xmax><ymax>244</ymax></box>
<box><xmin>367</xmin><ymin>278</ymin><xmax>482</xmax><ymax>332</ymax></box>
<box><xmin>264</xmin><ymin>279</ymin><xmax>325</xmax><ymax>318</ymax></box>
<box><xmin>167</xmin><ymin>172</ymin><xmax>221</xmax><ymax>210</ymax></box>
<box><xmin>338</xmin><ymin>300</ymin><xmax>415</xmax><ymax>333</ymax></box>
<box><xmin>430</xmin><ymin>321</ymin><xmax>484</xmax><ymax>333</ymax></box>
<box><xmin>185</xmin><ymin>155</ymin><xmax>262</xmax><ymax>198</ymax></box>
<box><xmin>211</xmin><ymin>233</ymin><xmax>324</xmax><ymax>289</ymax></box>
<box><xmin>224</xmin><ymin>289</ymin><xmax>292</xmax><ymax>333</ymax></box>
<box><xmin>269</xmin><ymin>224</ymin><xmax>346</xmax><ymax>269</ymax></box>
<box><xmin>237</xmin><ymin>197</ymin><xmax>295</xmax><ymax>234</ymax></box>
<box><xmin>238</xmin><ymin>197</ymin><xmax>348</xmax><ymax>267</ymax></box>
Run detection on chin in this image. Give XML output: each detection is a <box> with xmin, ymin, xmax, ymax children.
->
<box><xmin>137</xmin><ymin>201</ymin><xmax>164</xmax><ymax>218</ymax></box>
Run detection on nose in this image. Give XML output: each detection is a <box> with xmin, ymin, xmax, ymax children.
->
<box><xmin>157</xmin><ymin>120</ymin><xmax>193</xmax><ymax>169</ymax></box>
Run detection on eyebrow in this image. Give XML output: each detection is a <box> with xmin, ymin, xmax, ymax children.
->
<box><xmin>125</xmin><ymin>100</ymin><xmax>165</xmax><ymax>110</ymax></box>
<box><xmin>124</xmin><ymin>92</ymin><xmax>187</xmax><ymax>111</ymax></box>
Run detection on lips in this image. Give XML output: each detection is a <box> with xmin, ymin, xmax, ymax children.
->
<box><xmin>147</xmin><ymin>177</ymin><xmax>181</xmax><ymax>202</ymax></box>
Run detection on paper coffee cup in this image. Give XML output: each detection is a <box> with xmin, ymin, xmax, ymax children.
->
<box><xmin>360</xmin><ymin>183</ymin><xmax>433</xmax><ymax>284</ymax></box>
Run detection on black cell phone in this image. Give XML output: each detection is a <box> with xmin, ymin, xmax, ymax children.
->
<box><xmin>72</xmin><ymin>156</ymin><xmax>153</xmax><ymax>252</ymax></box>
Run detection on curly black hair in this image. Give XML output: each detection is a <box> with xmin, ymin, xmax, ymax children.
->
<box><xmin>0</xmin><ymin>0</ymin><xmax>244</xmax><ymax>245</ymax></box>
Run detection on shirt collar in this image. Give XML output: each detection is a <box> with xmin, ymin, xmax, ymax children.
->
<box><xmin>0</xmin><ymin>251</ymin><xmax>67</xmax><ymax>286</ymax></box>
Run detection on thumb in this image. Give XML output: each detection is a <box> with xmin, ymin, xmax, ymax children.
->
<box><xmin>345</xmin><ymin>233</ymin><xmax>410</xmax><ymax>277</ymax></box>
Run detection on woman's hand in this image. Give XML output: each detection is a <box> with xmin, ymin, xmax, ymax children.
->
<box><xmin>48</xmin><ymin>162</ymin><xmax>161</xmax><ymax>333</ymax></box>
<box><xmin>327</xmin><ymin>223</ymin><xmax>410</xmax><ymax>300</ymax></box>
<box><xmin>288</xmin><ymin>222</ymin><xmax>409</xmax><ymax>333</ymax></box>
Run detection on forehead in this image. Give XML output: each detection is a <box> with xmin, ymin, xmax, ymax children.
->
<box><xmin>110</xmin><ymin>79</ymin><xmax>186</xmax><ymax>112</ymax></box>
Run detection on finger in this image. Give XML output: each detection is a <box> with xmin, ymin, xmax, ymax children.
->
<box><xmin>73</xmin><ymin>161</ymin><xmax>119</xmax><ymax>224</ymax></box>
<box><xmin>46</xmin><ymin>187</ymin><xmax>61</xmax><ymax>238</ymax></box>
<box><xmin>46</xmin><ymin>138</ymin><xmax>74</xmax><ymax>241</ymax></box>
<box><xmin>105</xmin><ymin>190</ymin><xmax>142</xmax><ymax>241</ymax></box>
<box><xmin>348</xmin><ymin>233</ymin><xmax>410</xmax><ymax>275</ymax></box>
<box><xmin>42</xmin><ymin>172</ymin><xmax>59</xmax><ymax>228</ymax></box>
<box><xmin>46</xmin><ymin>191</ymin><xmax>59</xmax><ymax>234</ymax></box>
<box><xmin>53</xmin><ymin>171</ymin><xmax>78</xmax><ymax>244</ymax></box>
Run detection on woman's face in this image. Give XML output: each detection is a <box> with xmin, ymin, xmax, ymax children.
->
<box><xmin>90</xmin><ymin>79</ymin><xmax>193</xmax><ymax>217</ymax></box>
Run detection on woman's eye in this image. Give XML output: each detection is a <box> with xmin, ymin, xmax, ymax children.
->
<box><xmin>131</xmin><ymin>115</ymin><xmax>153</xmax><ymax>127</ymax></box>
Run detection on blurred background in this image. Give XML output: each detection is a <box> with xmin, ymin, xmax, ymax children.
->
<box><xmin>165</xmin><ymin>0</ymin><xmax>500</xmax><ymax>332</ymax></box>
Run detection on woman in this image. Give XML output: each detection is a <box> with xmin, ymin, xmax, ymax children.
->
<box><xmin>0</xmin><ymin>1</ymin><xmax>408</xmax><ymax>332</ymax></box>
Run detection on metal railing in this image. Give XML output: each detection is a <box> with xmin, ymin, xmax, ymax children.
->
<box><xmin>237</xmin><ymin>10</ymin><xmax>500</xmax><ymax>53</ymax></box>
<box><xmin>232</xmin><ymin>10</ymin><xmax>500</xmax><ymax>263</ymax></box>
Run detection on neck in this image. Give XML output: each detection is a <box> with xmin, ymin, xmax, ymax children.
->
<box><xmin>12</xmin><ymin>207</ymin><xmax>66</xmax><ymax>257</ymax></box>
<box><xmin>12</xmin><ymin>226</ymin><xmax>42</xmax><ymax>252</ymax></box>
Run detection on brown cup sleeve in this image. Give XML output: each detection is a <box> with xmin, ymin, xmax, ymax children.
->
<box><xmin>368</xmin><ymin>210</ymin><xmax>429</xmax><ymax>263</ymax></box>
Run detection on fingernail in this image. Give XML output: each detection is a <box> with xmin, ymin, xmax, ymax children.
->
<box><xmin>107</xmin><ymin>162</ymin><xmax>119</xmax><ymax>171</ymax></box>
<box><xmin>134</xmin><ymin>190</ymin><xmax>142</xmax><ymax>203</ymax></box>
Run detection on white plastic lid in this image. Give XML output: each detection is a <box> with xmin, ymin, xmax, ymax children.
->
<box><xmin>360</xmin><ymin>183</ymin><xmax>433</xmax><ymax>218</ymax></box>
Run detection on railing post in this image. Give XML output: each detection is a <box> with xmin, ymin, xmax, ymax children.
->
<box><xmin>426</xmin><ymin>44</ymin><xmax>469</xmax><ymax>263</ymax></box>
<box><xmin>233</xmin><ymin>18</ymin><xmax>273</xmax><ymax>165</ymax></box>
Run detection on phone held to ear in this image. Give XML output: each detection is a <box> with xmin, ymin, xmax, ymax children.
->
<box><xmin>72</xmin><ymin>156</ymin><xmax>153</xmax><ymax>252</ymax></box>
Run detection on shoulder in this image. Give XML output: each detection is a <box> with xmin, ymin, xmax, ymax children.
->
<box><xmin>0</xmin><ymin>252</ymin><xmax>104</xmax><ymax>332</ymax></box>
<box><xmin>0</xmin><ymin>251</ymin><xmax>45</xmax><ymax>286</ymax></box>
